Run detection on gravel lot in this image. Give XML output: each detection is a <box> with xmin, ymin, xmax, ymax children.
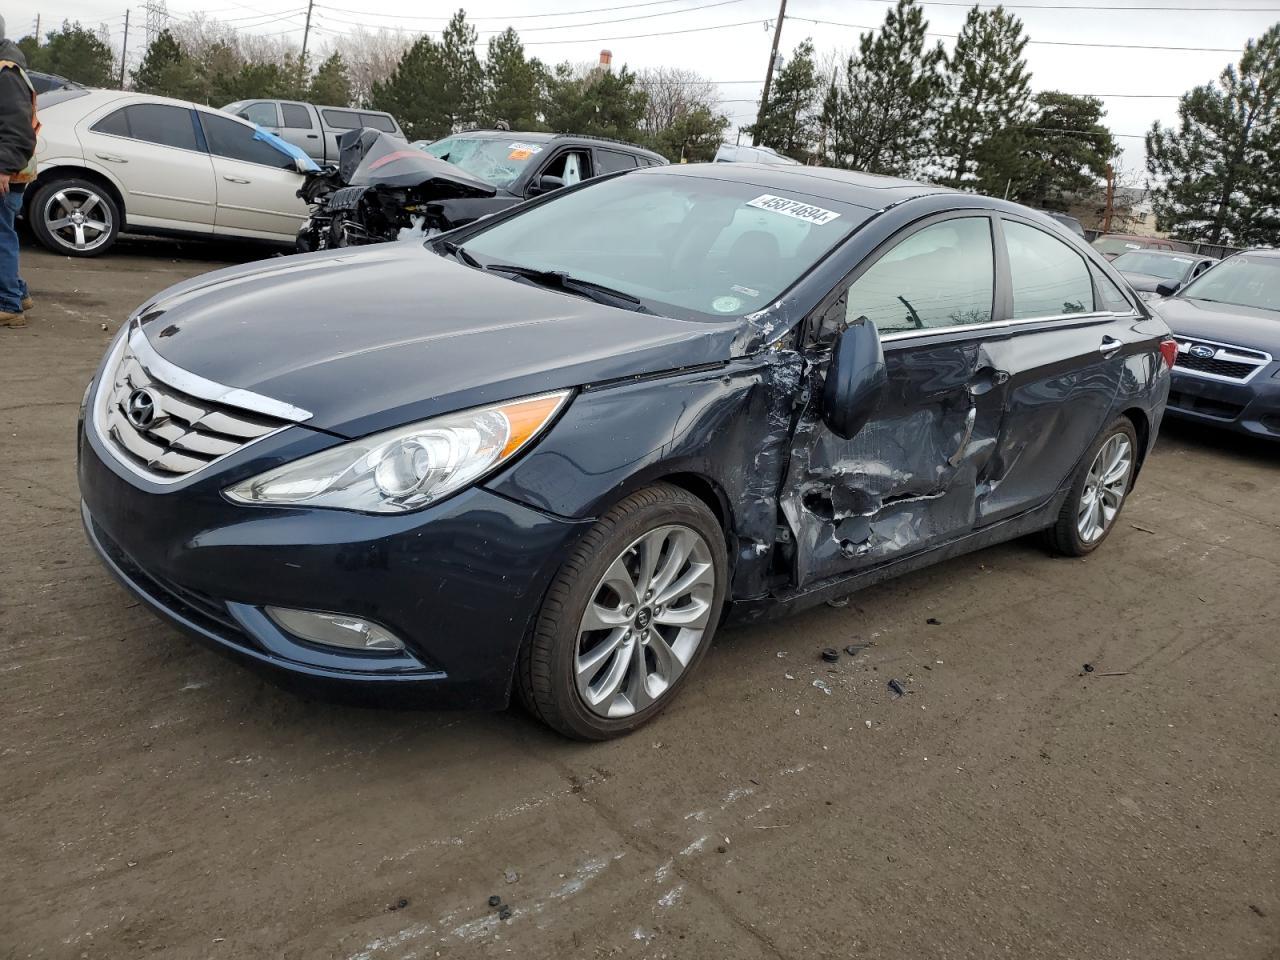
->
<box><xmin>3</xmin><ymin>241</ymin><xmax>1278</xmax><ymax>960</ymax></box>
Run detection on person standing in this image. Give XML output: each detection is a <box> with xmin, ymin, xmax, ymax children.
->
<box><xmin>0</xmin><ymin>14</ymin><xmax>38</xmax><ymax>329</ymax></box>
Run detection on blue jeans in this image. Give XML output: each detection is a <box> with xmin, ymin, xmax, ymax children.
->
<box><xmin>0</xmin><ymin>186</ymin><xmax>28</xmax><ymax>314</ymax></box>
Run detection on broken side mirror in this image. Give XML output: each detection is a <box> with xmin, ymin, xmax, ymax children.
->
<box><xmin>529</xmin><ymin>174</ymin><xmax>565</xmax><ymax>197</ymax></box>
<box><xmin>1154</xmin><ymin>280</ymin><xmax>1179</xmax><ymax>297</ymax></box>
<box><xmin>821</xmin><ymin>318</ymin><xmax>887</xmax><ymax>440</ymax></box>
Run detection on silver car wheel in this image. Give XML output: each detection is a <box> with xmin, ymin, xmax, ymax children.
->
<box><xmin>575</xmin><ymin>524</ymin><xmax>716</xmax><ymax>719</ymax></box>
<box><xmin>1077</xmin><ymin>433</ymin><xmax>1133</xmax><ymax>543</ymax></box>
<box><xmin>44</xmin><ymin>187</ymin><xmax>114</xmax><ymax>253</ymax></box>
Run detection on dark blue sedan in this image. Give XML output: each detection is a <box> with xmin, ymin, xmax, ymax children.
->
<box><xmin>79</xmin><ymin>163</ymin><xmax>1176</xmax><ymax>738</ymax></box>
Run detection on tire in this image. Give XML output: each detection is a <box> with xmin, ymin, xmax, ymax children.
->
<box><xmin>28</xmin><ymin>178</ymin><xmax>121</xmax><ymax>257</ymax></box>
<box><xmin>518</xmin><ymin>483</ymin><xmax>728</xmax><ymax>740</ymax></box>
<box><xmin>1043</xmin><ymin>415</ymin><xmax>1139</xmax><ymax>556</ymax></box>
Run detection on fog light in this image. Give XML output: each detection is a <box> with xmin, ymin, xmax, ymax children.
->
<box><xmin>265</xmin><ymin>606</ymin><xmax>404</xmax><ymax>652</ymax></box>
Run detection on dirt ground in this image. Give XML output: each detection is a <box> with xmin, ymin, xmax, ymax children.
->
<box><xmin>2</xmin><ymin>240</ymin><xmax>1278</xmax><ymax>960</ymax></box>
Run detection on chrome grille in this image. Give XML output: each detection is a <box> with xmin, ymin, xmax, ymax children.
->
<box><xmin>1173</xmin><ymin>338</ymin><xmax>1271</xmax><ymax>383</ymax></box>
<box><xmin>95</xmin><ymin>323</ymin><xmax>312</xmax><ymax>482</ymax></box>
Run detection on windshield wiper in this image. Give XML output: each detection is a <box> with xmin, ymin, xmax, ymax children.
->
<box><xmin>898</xmin><ymin>295</ymin><xmax>924</xmax><ymax>329</ymax></box>
<box><xmin>441</xmin><ymin>239</ymin><xmax>481</xmax><ymax>269</ymax></box>
<box><xmin>485</xmin><ymin>263</ymin><xmax>652</xmax><ymax>314</ymax></box>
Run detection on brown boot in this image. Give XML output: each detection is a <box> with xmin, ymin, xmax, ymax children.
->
<box><xmin>21</xmin><ymin>296</ymin><xmax>33</xmax><ymax>311</ymax></box>
<box><xmin>1</xmin><ymin>311</ymin><xmax>26</xmax><ymax>328</ymax></box>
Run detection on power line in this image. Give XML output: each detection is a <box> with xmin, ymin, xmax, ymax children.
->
<box><xmin>309</xmin><ymin>13</ymin><xmax>767</xmax><ymax>44</ymax></box>
<box><xmin>313</xmin><ymin>0</ymin><xmax>750</xmax><ymax>34</ymax></box>
<box><xmin>879</xmin><ymin>0</ymin><xmax>1280</xmax><ymax>9</ymax></box>
<box><xmin>313</xmin><ymin>0</ymin><xmax>735</xmax><ymax>21</ymax></box>
<box><xmin>787</xmin><ymin>14</ymin><xmax>1245</xmax><ymax>51</ymax></box>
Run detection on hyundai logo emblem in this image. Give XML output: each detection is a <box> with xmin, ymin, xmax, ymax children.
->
<box><xmin>1188</xmin><ymin>344</ymin><xmax>1216</xmax><ymax>359</ymax></box>
<box><xmin>125</xmin><ymin>388</ymin><xmax>158</xmax><ymax>429</ymax></box>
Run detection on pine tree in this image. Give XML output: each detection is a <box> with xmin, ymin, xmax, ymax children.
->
<box><xmin>826</xmin><ymin>0</ymin><xmax>945</xmax><ymax>176</ymax></box>
<box><xmin>936</xmin><ymin>5</ymin><xmax>1031</xmax><ymax>187</ymax></box>
<box><xmin>439</xmin><ymin>10</ymin><xmax>483</xmax><ymax>130</ymax></box>
<box><xmin>132</xmin><ymin>28</ymin><xmax>202</xmax><ymax>100</ymax></box>
<box><xmin>29</xmin><ymin>20</ymin><xmax>115</xmax><ymax>88</ymax></box>
<box><xmin>1146</xmin><ymin>24</ymin><xmax>1280</xmax><ymax>246</ymax></box>
<box><xmin>482</xmin><ymin>28</ymin><xmax>544</xmax><ymax>130</ymax></box>
<box><xmin>370</xmin><ymin>36</ymin><xmax>451</xmax><ymax>140</ymax></box>
<box><xmin>309</xmin><ymin>52</ymin><xmax>353</xmax><ymax>107</ymax></box>
<box><xmin>544</xmin><ymin>62</ymin><xmax>647</xmax><ymax>142</ymax></box>
<box><xmin>977</xmin><ymin>92</ymin><xmax>1116</xmax><ymax>210</ymax></box>
<box><xmin>749</xmin><ymin>39</ymin><xmax>821</xmax><ymax>160</ymax></box>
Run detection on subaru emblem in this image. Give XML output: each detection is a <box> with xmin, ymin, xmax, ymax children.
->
<box><xmin>126</xmin><ymin>388</ymin><xmax>158</xmax><ymax>429</ymax></box>
<box><xmin>1188</xmin><ymin>344</ymin><xmax>1215</xmax><ymax>360</ymax></box>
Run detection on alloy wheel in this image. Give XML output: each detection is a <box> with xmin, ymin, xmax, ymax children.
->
<box><xmin>43</xmin><ymin>187</ymin><xmax>113</xmax><ymax>253</ymax></box>
<box><xmin>574</xmin><ymin>524</ymin><xmax>716</xmax><ymax>718</ymax></box>
<box><xmin>1077</xmin><ymin>433</ymin><xmax>1133</xmax><ymax>543</ymax></box>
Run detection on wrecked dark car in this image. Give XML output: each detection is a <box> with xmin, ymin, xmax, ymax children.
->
<box><xmin>79</xmin><ymin>164</ymin><xmax>1176</xmax><ymax>740</ymax></box>
<box><xmin>295</xmin><ymin>128</ymin><xmax>497</xmax><ymax>250</ymax></box>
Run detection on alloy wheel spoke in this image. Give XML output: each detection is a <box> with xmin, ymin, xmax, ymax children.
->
<box><xmin>84</xmin><ymin>220</ymin><xmax>109</xmax><ymax>235</ymax></box>
<box><xmin>647</xmin><ymin>629</ymin><xmax>686</xmax><ymax>679</ymax></box>
<box><xmin>49</xmin><ymin>217</ymin><xmax>73</xmax><ymax>230</ymax></box>
<box><xmin>73</xmin><ymin>225</ymin><xmax>87</xmax><ymax>248</ymax></box>
<box><xmin>581</xmin><ymin>636</ymin><xmax>631</xmax><ymax>706</ymax></box>
<box><xmin>599</xmin><ymin>555</ymin><xmax>639</xmax><ymax>609</ymax></box>
<box><xmin>581</xmin><ymin>599</ymin><xmax>630</xmax><ymax>633</ymax></box>
<box><xmin>649</xmin><ymin>530</ymin><xmax>692</xmax><ymax>599</ymax></box>
<box><xmin>632</xmin><ymin>533</ymin><xmax>662</xmax><ymax>599</ymax></box>
<box><xmin>78</xmin><ymin>195</ymin><xmax>100</xmax><ymax>216</ymax></box>
<box><xmin>654</xmin><ymin>596</ymin><xmax>711</xmax><ymax>629</ymax></box>
<box><xmin>623</xmin><ymin>639</ymin><xmax>654</xmax><ymax>712</ymax></box>
<box><xmin>655</xmin><ymin>560</ymin><xmax>712</xmax><ymax>607</ymax></box>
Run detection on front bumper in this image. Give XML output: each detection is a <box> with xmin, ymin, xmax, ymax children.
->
<box><xmin>1166</xmin><ymin>366</ymin><xmax>1280</xmax><ymax>439</ymax></box>
<box><xmin>78</xmin><ymin>415</ymin><xmax>590</xmax><ymax>709</ymax></box>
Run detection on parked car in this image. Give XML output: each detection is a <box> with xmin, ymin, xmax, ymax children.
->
<box><xmin>78</xmin><ymin>164</ymin><xmax>1175</xmax><ymax>739</ymax></box>
<box><xmin>222</xmin><ymin>99</ymin><xmax>405</xmax><ymax>163</ymax></box>
<box><xmin>1092</xmin><ymin>233</ymin><xmax>1186</xmax><ymax>260</ymax></box>
<box><xmin>1038</xmin><ymin>210</ymin><xmax>1085</xmax><ymax>238</ymax></box>
<box><xmin>408</xmin><ymin>130</ymin><xmax>667</xmax><ymax>230</ymax></box>
<box><xmin>29</xmin><ymin>90</ymin><xmax>314</xmax><ymax>256</ymax></box>
<box><xmin>29</xmin><ymin>70</ymin><xmax>81</xmax><ymax>94</ymax></box>
<box><xmin>1112</xmin><ymin>249</ymin><xmax>1215</xmax><ymax>299</ymax></box>
<box><xmin>713</xmin><ymin>143</ymin><xmax>801</xmax><ymax>165</ymax></box>
<box><xmin>1154</xmin><ymin>249</ymin><xmax>1280</xmax><ymax>438</ymax></box>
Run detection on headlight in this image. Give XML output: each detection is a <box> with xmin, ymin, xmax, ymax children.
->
<box><xmin>225</xmin><ymin>390</ymin><xmax>569</xmax><ymax>513</ymax></box>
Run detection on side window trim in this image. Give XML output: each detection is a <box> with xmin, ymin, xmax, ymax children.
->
<box><xmin>806</xmin><ymin>210</ymin><xmax>1000</xmax><ymax>345</ymax></box>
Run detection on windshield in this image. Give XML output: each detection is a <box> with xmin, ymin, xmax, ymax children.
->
<box><xmin>1112</xmin><ymin>251</ymin><xmax>1195</xmax><ymax>281</ymax></box>
<box><xmin>1093</xmin><ymin>237</ymin><xmax>1146</xmax><ymax>256</ymax></box>
<box><xmin>457</xmin><ymin>173</ymin><xmax>863</xmax><ymax>320</ymax></box>
<box><xmin>1177</xmin><ymin>255</ymin><xmax>1280</xmax><ymax>312</ymax></box>
<box><xmin>419</xmin><ymin>136</ymin><xmax>543</xmax><ymax>188</ymax></box>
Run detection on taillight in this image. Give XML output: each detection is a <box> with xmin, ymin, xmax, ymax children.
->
<box><xmin>1158</xmin><ymin>337</ymin><xmax>1178</xmax><ymax>369</ymax></box>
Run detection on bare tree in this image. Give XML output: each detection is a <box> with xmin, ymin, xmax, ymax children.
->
<box><xmin>636</xmin><ymin>66</ymin><xmax>721</xmax><ymax>135</ymax></box>
<box><xmin>329</xmin><ymin>27</ymin><xmax>413</xmax><ymax>108</ymax></box>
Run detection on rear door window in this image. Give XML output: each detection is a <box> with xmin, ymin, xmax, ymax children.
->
<box><xmin>322</xmin><ymin>109</ymin><xmax>361</xmax><ymax>130</ymax></box>
<box><xmin>91</xmin><ymin>104</ymin><xmax>200</xmax><ymax>152</ymax></box>
<box><xmin>281</xmin><ymin>103</ymin><xmax>313</xmax><ymax>129</ymax></box>
<box><xmin>844</xmin><ymin>217</ymin><xmax>996</xmax><ymax>333</ymax></box>
<box><xmin>596</xmin><ymin>149</ymin><xmax>639</xmax><ymax>174</ymax></box>
<box><xmin>1004</xmin><ymin>221</ymin><xmax>1094</xmax><ymax>319</ymax></box>
<box><xmin>359</xmin><ymin>112</ymin><xmax>396</xmax><ymax>132</ymax></box>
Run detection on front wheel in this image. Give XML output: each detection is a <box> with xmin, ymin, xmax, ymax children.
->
<box><xmin>1044</xmin><ymin>416</ymin><xmax>1139</xmax><ymax>556</ymax></box>
<box><xmin>28</xmin><ymin>178</ymin><xmax>120</xmax><ymax>256</ymax></box>
<box><xmin>518</xmin><ymin>484</ymin><xmax>727</xmax><ymax>740</ymax></box>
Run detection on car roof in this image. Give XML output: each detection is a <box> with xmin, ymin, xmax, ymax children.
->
<box><xmin>633</xmin><ymin>162</ymin><xmax>955</xmax><ymax>209</ymax></box>
<box><xmin>1116</xmin><ymin>249</ymin><xmax>1212</xmax><ymax>261</ymax></box>
<box><xmin>1236</xmin><ymin>247</ymin><xmax>1280</xmax><ymax>258</ymax></box>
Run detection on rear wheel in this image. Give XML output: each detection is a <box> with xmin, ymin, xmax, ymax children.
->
<box><xmin>1044</xmin><ymin>416</ymin><xmax>1138</xmax><ymax>556</ymax></box>
<box><xmin>518</xmin><ymin>484</ymin><xmax>727</xmax><ymax>740</ymax></box>
<box><xmin>28</xmin><ymin>178</ymin><xmax>120</xmax><ymax>256</ymax></box>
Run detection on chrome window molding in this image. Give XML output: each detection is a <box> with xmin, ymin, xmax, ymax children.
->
<box><xmin>880</xmin><ymin>310</ymin><xmax>1136</xmax><ymax>344</ymax></box>
<box><xmin>92</xmin><ymin>320</ymin><xmax>313</xmax><ymax>485</ymax></box>
<box><xmin>1172</xmin><ymin>335</ymin><xmax>1273</xmax><ymax>385</ymax></box>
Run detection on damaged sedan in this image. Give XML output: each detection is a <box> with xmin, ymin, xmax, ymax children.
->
<box><xmin>79</xmin><ymin>164</ymin><xmax>1176</xmax><ymax>739</ymax></box>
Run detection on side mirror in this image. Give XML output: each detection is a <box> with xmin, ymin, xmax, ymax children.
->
<box><xmin>1154</xmin><ymin>280</ymin><xmax>1179</xmax><ymax>297</ymax></box>
<box><xmin>822</xmin><ymin>319</ymin><xmax>887</xmax><ymax>440</ymax></box>
<box><xmin>529</xmin><ymin>174</ymin><xmax>565</xmax><ymax>196</ymax></box>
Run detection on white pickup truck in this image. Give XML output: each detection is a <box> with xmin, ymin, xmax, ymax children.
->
<box><xmin>222</xmin><ymin>99</ymin><xmax>407</xmax><ymax>163</ymax></box>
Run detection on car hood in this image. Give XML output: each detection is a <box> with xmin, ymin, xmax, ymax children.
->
<box><xmin>134</xmin><ymin>244</ymin><xmax>740</xmax><ymax>437</ymax></box>
<box><xmin>1118</xmin><ymin>271</ymin><xmax>1169</xmax><ymax>292</ymax></box>
<box><xmin>1151</xmin><ymin>296</ymin><xmax>1280</xmax><ymax>354</ymax></box>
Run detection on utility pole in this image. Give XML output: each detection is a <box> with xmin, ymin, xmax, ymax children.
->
<box><xmin>1102</xmin><ymin>163</ymin><xmax>1116</xmax><ymax>233</ymax></box>
<box><xmin>752</xmin><ymin>0</ymin><xmax>787</xmax><ymax>147</ymax></box>
<box><xmin>118</xmin><ymin>8</ymin><xmax>129</xmax><ymax>89</ymax></box>
<box><xmin>300</xmin><ymin>0</ymin><xmax>315</xmax><ymax>72</ymax></box>
<box><xmin>34</xmin><ymin>14</ymin><xmax>41</xmax><ymax>39</ymax></box>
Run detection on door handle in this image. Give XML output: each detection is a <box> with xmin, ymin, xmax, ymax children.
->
<box><xmin>1099</xmin><ymin>336</ymin><xmax>1123</xmax><ymax>356</ymax></box>
<box><xmin>223</xmin><ymin>176</ymin><xmax>251</xmax><ymax>184</ymax></box>
<box><xmin>306</xmin><ymin>134</ymin><xmax>319</xmax><ymax>139</ymax></box>
<box><xmin>96</xmin><ymin>153</ymin><xmax>127</xmax><ymax>163</ymax></box>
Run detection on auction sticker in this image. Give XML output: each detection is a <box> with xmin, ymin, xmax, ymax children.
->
<box><xmin>746</xmin><ymin>194</ymin><xmax>841</xmax><ymax>225</ymax></box>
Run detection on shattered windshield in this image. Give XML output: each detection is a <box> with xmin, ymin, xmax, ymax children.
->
<box><xmin>457</xmin><ymin>173</ymin><xmax>864</xmax><ymax>321</ymax></box>
<box><xmin>418</xmin><ymin>136</ymin><xmax>543</xmax><ymax>188</ymax></box>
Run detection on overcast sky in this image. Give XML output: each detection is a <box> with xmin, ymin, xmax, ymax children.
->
<box><xmin>10</xmin><ymin>0</ymin><xmax>1279</xmax><ymax>171</ymax></box>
